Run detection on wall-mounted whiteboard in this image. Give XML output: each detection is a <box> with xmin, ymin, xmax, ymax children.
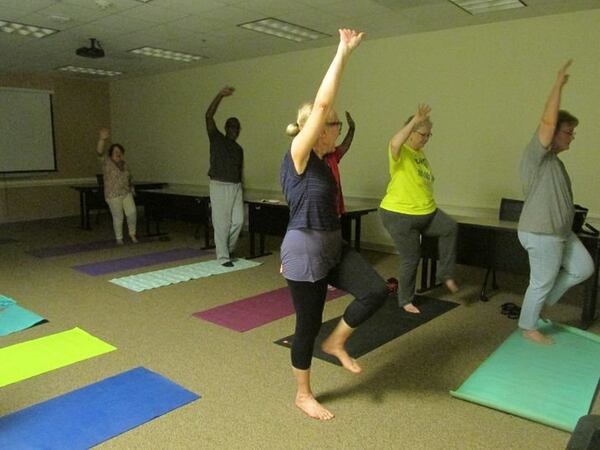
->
<box><xmin>0</xmin><ymin>88</ymin><xmax>57</xmax><ymax>173</ymax></box>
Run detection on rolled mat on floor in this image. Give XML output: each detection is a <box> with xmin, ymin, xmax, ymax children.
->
<box><xmin>0</xmin><ymin>295</ymin><xmax>46</xmax><ymax>337</ymax></box>
<box><xmin>450</xmin><ymin>320</ymin><xmax>600</xmax><ymax>432</ymax></box>
<box><xmin>0</xmin><ymin>367</ymin><xmax>200</xmax><ymax>450</ymax></box>
<box><xmin>194</xmin><ymin>286</ymin><xmax>346</xmax><ymax>332</ymax></box>
<box><xmin>72</xmin><ymin>247</ymin><xmax>209</xmax><ymax>276</ymax></box>
<box><xmin>275</xmin><ymin>295</ymin><xmax>459</xmax><ymax>365</ymax></box>
<box><xmin>0</xmin><ymin>327</ymin><xmax>116</xmax><ymax>388</ymax></box>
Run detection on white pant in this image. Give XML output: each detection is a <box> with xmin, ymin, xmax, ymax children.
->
<box><xmin>209</xmin><ymin>180</ymin><xmax>244</xmax><ymax>262</ymax></box>
<box><xmin>106</xmin><ymin>192</ymin><xmax>137</xmax><ymax>241</ymax></box>
<box><xmin>518</xmin><ymin>230</ymin><xmax>594</xmax><ymax>330</ymax></box>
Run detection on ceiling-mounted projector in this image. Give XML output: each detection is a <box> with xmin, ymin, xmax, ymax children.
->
<box><xmin>76</xmin><ymin>38</ymin><xmax>105</xmax><ymax>58</ymax></box>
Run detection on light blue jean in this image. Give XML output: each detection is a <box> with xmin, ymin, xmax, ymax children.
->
<box><xmin>517</xmin><ymin>230</ymin><xmax>594</xmax><ymax>330</ymax></box>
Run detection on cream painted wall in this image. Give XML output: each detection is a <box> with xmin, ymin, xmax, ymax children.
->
<box><xmin>110</xmin><ymin>10</ymin><xmax>600</xmax><ymax>246</ymax></box>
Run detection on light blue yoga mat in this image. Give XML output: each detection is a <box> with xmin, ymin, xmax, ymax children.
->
<box><xmin>0</xmin><ymin>367</ymin><xmax>200</xmax><ymax>450</ymax></box>
<box><xmin>110</xmin><ymin>258</ymin><xmax>262</xmax><ymax>292</ymax></box>
<box><xmin>450</xmin><ymin>320</ymin><xmax>600</xmax><ymax>432</ymax></box>
<box><xmin>0</xmin><ymin>295</ymin><xmax>45</xmax><ymax>336</ymax></box>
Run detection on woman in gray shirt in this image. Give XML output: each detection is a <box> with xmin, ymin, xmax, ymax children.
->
<box><xmin>517</xmin><ymin>60</ymin><xmax>594</xmax><ymax>344</ymax></box>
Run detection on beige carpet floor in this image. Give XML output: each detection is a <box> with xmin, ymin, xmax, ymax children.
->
<box><xmin>0</xmin><ymin>215</ymin><xmax>598</xmax><ymax>450</ymax></box>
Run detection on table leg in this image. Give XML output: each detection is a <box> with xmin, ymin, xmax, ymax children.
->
<box><xmin>82</xmin><ymin>192</ymin><xmax>91</xmax><ymax>230</ymax></box>
<box><xmin>354</xmin><ymin>217</ymin><xmax>362</xmax><ymax>252</ymax></box>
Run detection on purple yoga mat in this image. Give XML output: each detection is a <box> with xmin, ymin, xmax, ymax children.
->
<box><xmin>193</xmin><ymin>286</ymin><xmax>346</xmax><ymax>332</ymax></box>
<box><xmin>73</xmin><ymin>247</ymin><xmax>208</xmax><ymax>276</ymax></box>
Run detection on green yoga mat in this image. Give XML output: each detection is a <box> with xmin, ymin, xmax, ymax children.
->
<box><xmin>0</xmin><ymin>327</ymin><xmax>116</xmax><ymax>388</ymax></box>
<box><xmin>450</xmin><ymin>320</ymin><xmax>600</xmax><ymax>432</ymax></box>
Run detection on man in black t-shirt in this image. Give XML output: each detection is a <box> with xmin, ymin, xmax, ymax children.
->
<box><xmin>205</xmin><ymin>86</ymin><xmax>244</xmax><ymax>267</ymax></box>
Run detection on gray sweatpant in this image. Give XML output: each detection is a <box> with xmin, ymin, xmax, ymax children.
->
<box><xmin>209</xmin><ymin>180</ymin><xmax>244</xmax><ymax>263</ymax></box>
<box><xmin>380</xmin><ymin>208</ymin><xmax>457</xmax><ymax>306</ymax></box>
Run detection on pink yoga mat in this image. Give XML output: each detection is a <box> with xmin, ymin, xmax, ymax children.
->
<box><xmin>193</xmin><ymin>286</ymin><xmax>346</xmax><ymax>332</ymax></box>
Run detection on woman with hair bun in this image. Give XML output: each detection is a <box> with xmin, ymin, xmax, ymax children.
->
<box><xmin>280</xmin><ymin>29</ymin><xmax>388</xmax><ymax>421</ymax></box>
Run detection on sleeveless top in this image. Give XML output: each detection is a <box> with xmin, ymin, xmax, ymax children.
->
<box><xmin>280</xmin><ymin>149</ymin><xmax>340</xmax><ymax>231</ymax></box>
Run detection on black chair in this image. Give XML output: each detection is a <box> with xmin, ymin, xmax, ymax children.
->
<box><xmin>479</xmin><ymin>198</ymin><xmax>524</xmax><ymax>300</ymax></box>
<box><xmin>567</xmin><ymin>415</ymin><xmax>600</xmax><ymax>450</ymax></box>
<box><xmin>499</xmin><ymin>197</ymin><xmax>524</xmax><ymax>222</ymax></box>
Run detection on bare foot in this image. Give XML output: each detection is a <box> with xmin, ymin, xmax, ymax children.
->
<box><xmin>445</xmin><ymin>279</ymin><xmax>459</xmax><ymax>293</ymax></box>
<box><xmin>522</xmin><ymin>329</ymin><xmax>554</xmax><ymax>345</ymax></box>
<box><xmin>403</xmin><ymin>303</ymin><xmax>421</xmax><ymax>314</ymax></box>
<box><xmin>295</xmin><ymin>394</ymin><xmax>334</xmax><ymax>420</ymax></box>
<box><xmin>116</xmin><ymin>239</ymin><xmax>124</xmax><ymax>245</ymax></box>
<box><xmin>130</xmin><ymin>235</ymin><xmax>138</xmax><ymax>243</ymax></box>
<box><xmin>321</xmin><ymin>339</ymin><xmax>362</xmax><ymax>374</ymax></box>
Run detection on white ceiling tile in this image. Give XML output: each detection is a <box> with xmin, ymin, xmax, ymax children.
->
<box><xmin>118</xmin><ymin>4</ymin><xmax>191</xmax><ymax>24</ymax></box>
<box><xmin>1</xmin><ymin>0</ymin><xmax>600</xmax><ymax>77</ymax></box>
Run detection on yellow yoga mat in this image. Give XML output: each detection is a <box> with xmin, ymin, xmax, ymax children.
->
<box><xmin>0</xmin><ymin>327</ymin><xmax>116</xmax><ymax>388</ymax></box>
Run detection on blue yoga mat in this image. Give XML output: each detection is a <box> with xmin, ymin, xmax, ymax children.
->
<box><xmin>0</xmin><ymin>367</ymin><xmax>200</xmax><ymax>449</ymax></box>
<box><xmin>0</xmin><ymin>295</ymin><xmax>45</xmax><ymax>336</ymax></box>
<box><xmin>450</xmin><ymin>320</ymin><xmax>600</xmax><ymax>432</ymax></box>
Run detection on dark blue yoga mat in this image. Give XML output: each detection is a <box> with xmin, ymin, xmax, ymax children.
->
<box><xmin>0</xmin><ymin>367</ymin><xmax>200</xmax><ymax>449</ymax></box>
<box><xmin>72</xmin><ymin>247</ymin><xmax>208</xmax><ymax>276</ymax></box>
<box><xmin>27</xmin><ymin>237</ymin><xmax>156</xmax><ymax>258</ymax></box>
<box><xmin>275</xmin><ymin>295</ymin><xmax>459</xmax><ymax>365</ymax></box>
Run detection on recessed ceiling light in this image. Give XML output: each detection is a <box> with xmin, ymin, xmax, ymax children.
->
<box><xmin>0</xmin><ymin>19</ymin><xmax>58</xmax><ymax>38</ymax></box>
<box><xmin>238</xmin><ymin>18</ymin><xmax>330</xmax><ymax>42</ymax></box>
<box><xmin>129</xmin><ymin>46</ymin><xmax>205</xmax><ymax>62</ymax></box>
<box><xmin>56</xmin><ymin>65</ymin><xmax>122</xmax><ymax>76</ymax></box>
<box><xmin>448</xmin><ymin>0</ymin><xmax>526</xmax><ymax>15</ymax></box>
<box><xmin>48</xmin><ymin>15</ymin><xmax>72</xmax><ymax>23</ymax></box>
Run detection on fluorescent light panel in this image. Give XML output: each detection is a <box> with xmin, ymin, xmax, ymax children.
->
<box><xmin>129</xmin><ymin>46</ymin><xmax>204</xmax><ymax>62</ymax></box>
<box><xmin>0</xmin><ymin>19</ymin><xmax>58</xmax><ymax>38</ymax></box>
<box><xmin>448</xmin><ymin>0</ymin><xmax>526</xmax><ymax>15</ymax></box>
<box><xmin>56</xmin><ymin>65</ymin><xmax>122</xmax><ymax>77</ymax></box>
<box><xmin>238</xmin><ymin>18</ymin><xmax>330</xmax><ymax>42</ymax></box>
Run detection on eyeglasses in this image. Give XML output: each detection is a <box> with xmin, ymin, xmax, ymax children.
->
<box><xmin>326</xmin><ymin>121</ymin><xmax>343</xmax><ymax>131</ymax></box>
<box><xmin>558</xmin><ymin>129</ymin><xmax>575</xmax><ymax>137</ymax></box>
<box><xmin>414</xmin><ymin>130</ymin><xmax>433</xmax><ymax>138</ymax></box>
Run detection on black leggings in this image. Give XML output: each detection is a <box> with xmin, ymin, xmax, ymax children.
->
<box><xmin>286</xmin><ymin>245</ymin><xmax>388</xmax><ymax>370</ymax></box>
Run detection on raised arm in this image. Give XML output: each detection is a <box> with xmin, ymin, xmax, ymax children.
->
<box><xmin>389</xmin><ymin>104</ymin><xmax>431</xmax><ymax>160</ymax></box>
<box><xmin>205</xmin><ymin>86</ymin><xmax>234</xmax><ymax>134</ymax></box>
<box><xmin>96</xmin><ymin>127</ymin><xmax>110</xmax><ymax>156</ymax></box>
<box><xmin>538</xmin><ymin>60</ymin><xmax>572</xmax><ymax>148</ymax></box>
<box><xmin>290</xmin><ymin>29</ymin><xmax>364</xmax><ymax>174</ymax></box>
<box><xmin>336</xmin><ymin>111</ymin><xmax>356</xmax><ymax>158</ymax></box>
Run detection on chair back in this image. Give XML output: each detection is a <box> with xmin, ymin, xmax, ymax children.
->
<box><xmin>96</xmin><ymin>174</ymin><xmax>104</xmax><ymax>186</ymax></box>
<box><xmin>499</xmin><ymin>198</ymin><xmax>523</xmax><ymax>222</ymax></box>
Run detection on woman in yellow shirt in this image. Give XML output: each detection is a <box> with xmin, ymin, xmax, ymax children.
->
<box><xmin>379</xmin><ymin>105</ymin><xmax>458</xmax><ymax>313</ymax></box>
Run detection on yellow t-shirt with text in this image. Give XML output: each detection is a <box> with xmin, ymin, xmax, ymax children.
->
<box><xmin>380</xmin><ymin>143</ymin><xmax>436</xmax><ymax>215</ymax></box>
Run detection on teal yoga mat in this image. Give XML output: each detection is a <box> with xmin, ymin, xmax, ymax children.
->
<box><xmin>450</xmin><ymin>320</ymin><xmax>600</xmax><ymax>432</ymax></box>
<box><xmin>0</xmin><ymin>295</ymin><xmax>45</xmax><ymax>336</ymax></box>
